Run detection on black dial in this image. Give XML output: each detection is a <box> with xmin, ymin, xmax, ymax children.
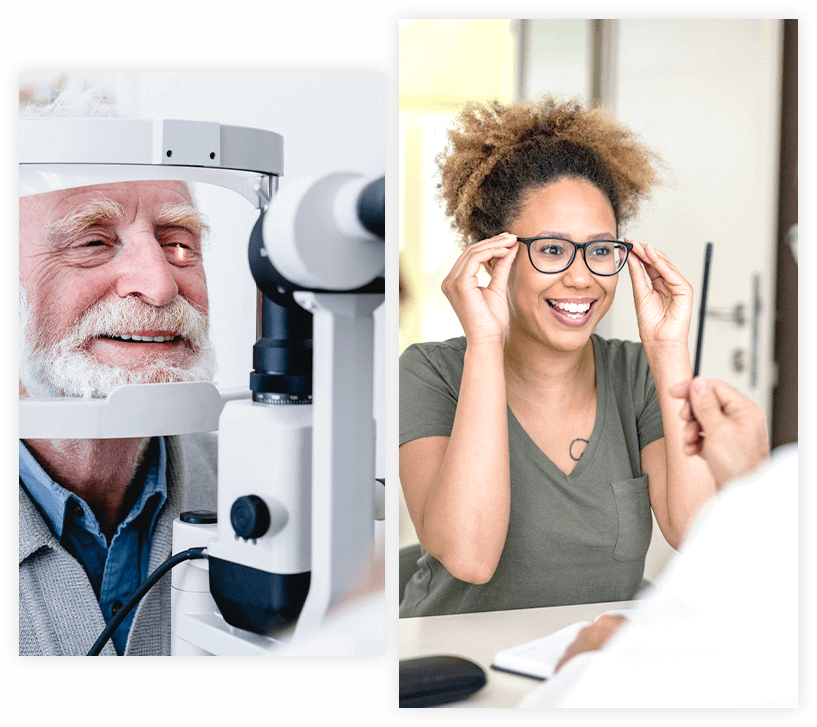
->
<box><xmin>230</xmin><ymin>495</ymin><xmax>271</xmax><ymax>539</ymax></box>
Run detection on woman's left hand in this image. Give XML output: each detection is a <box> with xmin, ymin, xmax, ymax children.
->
<box><xmin>625</xmin><ymin>238</ymin><xmax>693</xmax><ymax>352</ymax></box>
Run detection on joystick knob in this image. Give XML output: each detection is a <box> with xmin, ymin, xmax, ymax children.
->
<box><xmin>230</xmin><ymin>495</ymin><xmax>271</xmax><ymax>540</ymax></box>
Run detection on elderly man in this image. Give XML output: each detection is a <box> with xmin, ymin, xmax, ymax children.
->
<box><xmin>19</xmin><ymin>177</ymin><xmax>219</xmax><ymax>655</ymax></box>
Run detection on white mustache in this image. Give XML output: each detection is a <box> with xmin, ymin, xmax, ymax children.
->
<box><xmin>64</xmin><ymin>294</ymin><xmax>209</xmax><ymax>349</ymax></box>
<box><xmin>20</xmin><ymin>290</ymin><xmax>217</xmax><ymax>399</ymax></box>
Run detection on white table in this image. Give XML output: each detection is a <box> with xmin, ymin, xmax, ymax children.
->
<box><xmin>399</xmin><ymin>600</ymin><xmax>636</xmax><ymax>707</ymax></box>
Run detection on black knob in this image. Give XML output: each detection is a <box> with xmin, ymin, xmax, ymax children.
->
<box><xmin>357</xmin><ymin>176</ymin><xmax>385</xmax><ymax>238</ymax></box>
<box><xmin>180</xmin><ymin>510</ymin><xmax>217</xmax><ymax>525</ymax></box>
<box><xmin>230</xmin><ymin>495</ymin><xmax>271</xmax><ymax>539</ymax></box>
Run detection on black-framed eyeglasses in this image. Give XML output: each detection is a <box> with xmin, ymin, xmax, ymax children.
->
<box><xmin>517</xmin><ymin>237</ymin><xmax>632</xmax><ymax>276</ymax></box>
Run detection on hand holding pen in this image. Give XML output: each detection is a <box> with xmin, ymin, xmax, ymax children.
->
<box><xmin>670</xmin><ymin>377</ymin><xmax>769</xmax><ymax>489</ymax></box>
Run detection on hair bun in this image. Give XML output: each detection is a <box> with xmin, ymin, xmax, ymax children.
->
<box><xmin>437</xmin><ymin>96</ymin><xmax>662</xmax><ymax>246</ymax></box>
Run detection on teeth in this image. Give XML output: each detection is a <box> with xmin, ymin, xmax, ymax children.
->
<box><xmin>109</xmin><ymin>334</ymin><xmax>176</xmax><ymax>342</ymax></box>
<box><xmin>551</xmin><ymin>301</ymin><xmax>591</xmax><ymax>314</ymax></box>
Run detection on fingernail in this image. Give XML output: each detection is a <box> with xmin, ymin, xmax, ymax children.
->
<box><xmin>692</xmin><ymin>377</ymin><xmax>706</xmax><ymax>394</ymax></box>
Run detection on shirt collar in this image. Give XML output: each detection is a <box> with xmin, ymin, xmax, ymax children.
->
<box><xmin>18</xmin><ymin>438</ymin><xmax>169</xmax><ymax>542</ymax></box>
<box><xmin>18</xmin><ymin>440</ymin><xmax>71</xmax><ymax>539</ymax></box>
<box><xmin>124</xmin><ymin>437</ymin><xmax>168</xmax><ymax>538</ymax></box>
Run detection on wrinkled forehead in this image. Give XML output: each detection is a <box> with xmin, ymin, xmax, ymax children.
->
<box><xmin>21</xmin><ymin>179</ymin><xmax>195</xmax><ymax>233</ymax></box>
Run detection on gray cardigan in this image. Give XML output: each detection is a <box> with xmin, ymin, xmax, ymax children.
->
<box><xmin>19</xmin><ymin>434</ymin><xmax>218</xmax><ymax>656</ymax></box>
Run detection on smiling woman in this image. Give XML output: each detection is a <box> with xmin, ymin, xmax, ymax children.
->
<box><xmin>399</xmin><ymin>96</ymin><xmax>717</xmax><ymax>618</ymax></box>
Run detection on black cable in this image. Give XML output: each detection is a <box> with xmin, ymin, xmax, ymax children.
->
<box><xmin>87</xmin><ymin>547</ymin><xmax>207</xmax><ymax>656</ymax></box>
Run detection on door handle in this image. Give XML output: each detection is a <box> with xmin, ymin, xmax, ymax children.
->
<box><xmin>706</xmin><ymin>275</ymin><xmax>761</xmax><ymax>387</ymax></box>
<box><xmin>706</xmin><ymin>303</ymin><xmax>745</xmax><ymax>326</ymax></box>
<box><xmin>750</xmin><ymin>273</ymin><xmax>761</xmax><ymax>388</ymax></box>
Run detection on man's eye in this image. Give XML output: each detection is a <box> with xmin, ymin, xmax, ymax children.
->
<box><xmin>164</xmin><ymin>242</ymin><xmax>198</xmax><ymax>263</ymax></box>
<box><xmin>72</xmin><ymin>239</ymin><xmax>113</xmax><ymax>252</ymax></box>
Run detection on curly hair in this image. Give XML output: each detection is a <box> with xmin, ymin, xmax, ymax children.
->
<box><xmin>436</xmin><ymin>96</ymin><xmax>662</xmax><ymax>246</ymax></box>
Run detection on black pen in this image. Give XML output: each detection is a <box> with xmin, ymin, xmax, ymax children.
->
<box><xmin>693</xmin><ymin>243</ymin><xmax>713</xmax><ymax>378</ymax></box>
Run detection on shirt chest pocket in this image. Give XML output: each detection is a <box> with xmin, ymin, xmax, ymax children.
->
<box><xmin>610</xmin><ymin>476</ymin><xmax>652</xmax><ymax>561</ymax></box>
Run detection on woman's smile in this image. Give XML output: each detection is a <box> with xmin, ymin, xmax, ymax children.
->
<box><xmin>545</xmin><ymin>297</ymin><xmax>597</xmax><ymax>327</ymax></box>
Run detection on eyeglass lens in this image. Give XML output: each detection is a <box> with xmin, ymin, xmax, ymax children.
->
<box><xmin>529</xmin><ymin>240</ymin><xmax>628</xmax><ymax>275</ymax></box>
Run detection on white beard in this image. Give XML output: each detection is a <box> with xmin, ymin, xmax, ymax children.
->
<box><xmin>19</xmin><ymin>288</ymin><xmax>217</xmax><ymax>399</ymax></box>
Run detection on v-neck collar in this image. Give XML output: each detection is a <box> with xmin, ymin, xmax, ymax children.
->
<box><xmin>507</xmin><ymin>334</ymin><xmax>608</xmax><ymax>482</ymax></box>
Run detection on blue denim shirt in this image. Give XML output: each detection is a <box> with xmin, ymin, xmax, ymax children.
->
<box><xmin>19</xmin><ymin>438</ymin><xmax>168</xmax><ymax>655</ymax></box>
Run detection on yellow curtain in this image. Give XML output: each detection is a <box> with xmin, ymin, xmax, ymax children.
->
<box><xmin>399</xmin><ymin>20</ymin><xmax>516</xmax><ymax>352</ymax></box>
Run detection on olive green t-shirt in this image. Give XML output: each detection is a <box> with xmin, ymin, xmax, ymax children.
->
<box><xmin>399</xmin><ymin>334</ymin><xmax>664</xmax><ymax>617</ymax></box>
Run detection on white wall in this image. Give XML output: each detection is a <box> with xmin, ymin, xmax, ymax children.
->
<box><xmin>520</xmin><ymin>19</ymin><xmax>593</xmax><ymax>102</ymax></box>
<box><xmin>613</xmin><ymin>21</ymin><xmax>781</xmax><ymax>410</ymax></box>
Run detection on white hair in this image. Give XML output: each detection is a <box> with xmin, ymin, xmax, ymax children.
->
<box><xmin>19</xmin><ymin>79</ymin><xmax>123</xmax><ymax>119</ymax></box>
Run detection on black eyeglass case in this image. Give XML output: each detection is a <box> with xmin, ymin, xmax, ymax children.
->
<box><xmin>399</xmin><ymin>655</ymin><xmax>488</xmax><ymax>708</ymax></box>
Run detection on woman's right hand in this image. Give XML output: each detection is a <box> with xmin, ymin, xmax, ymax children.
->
<box><xmin>441</xmin><ymin>233</ymin><xmax>519</xmax><ymax>345</ymax></box>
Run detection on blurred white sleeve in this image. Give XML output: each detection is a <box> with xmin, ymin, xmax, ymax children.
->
<box><xmin>522</xmin><ymin>445</ymin><xmax>798</xmax><ymax>708</ymax></box>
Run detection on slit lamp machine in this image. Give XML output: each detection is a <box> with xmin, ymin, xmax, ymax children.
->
<box><xmin>19</xmin><ymin>117</ymin><xmax>385</xmax><ymax>655</ymax></box>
